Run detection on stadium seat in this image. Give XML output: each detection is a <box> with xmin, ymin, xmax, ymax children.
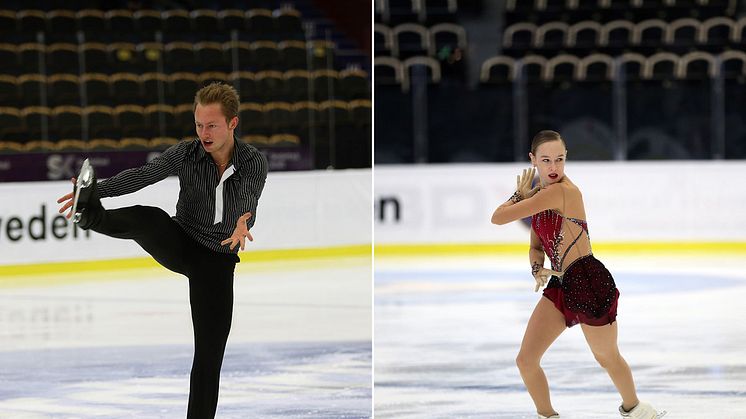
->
<box><xmin>480</xmin><ymin>55</ymin><xmax>515</xmax><ymax>83</ymax></box>
<box><xmin>279</xmin><ymin>40</ymin><xmax>307</xmax><ymax>70</ymax></box>
<box><xmin>339</xmin><ymin>68</ymin><xmax>369</xmax><ymax>100</ymax></box>
<box><xmin>50</xmin><ymin>105</ymin><xmax>83</xmax><ymax>139</ymax></box>
<box><xmin>503</xmin><ymin>23</ymin><xmax>536</xmax><ymax>50</ymax></box>
<box><xmin>19</xmin><ymin>42</ymin><xmax>44</xmax><ymax>74</ymax></box>
<box><xmin>374</xmin><ymin>56</ymin><xmax>404</xmax><ymax>86</ymax></box>
<box><xmin>77</xmin><ymin>9</ymin><xmax>106</xmax><ymax>34</ymax></box>
<box><xmin>678</xmin><ymin>51</ymin><xmax>715</xmax><ymax>79</ymax></box>
<box><xmin>141</xmin><ymin>72</ymin><xmax>169</xmax><ymax>105</ymax></box>
<box><xmin>134</xmin><ymin>10</ymin><xmax>162</xmax><ymax>33</ymax></box>
<box><xmin>84</xmin><ymin>105</ymin><xmax>116</xmax><ymax>139</ymax></box>
<box><xmin>375</xmin><ymin>24</ymin><xmax>393</xmax><ymax>56</ymax></box>
<box><xmin>643</xmin><ymin>51</ymin><xmax>679</xmax><ymax>79</ymax></box>
<box><xmin>544</xmin><ymin>54</ymin><xmax>579</xmax><ymax>81</ymax></box>
<box><xmin>283</xmin><ymin>70</ymin><xmax>310</xmax><ymax>102</ymax></box>
<box><xmin>602</xmin><ymin>20</ymin><xmax>635</xmax><ymax>48</ymax></box>
<box><xmin>111</xmin><ymin>72</ymin><xmax>141</xmax><ymax>105</ymax></box>
<box><xmin>191</xmin><ymin>9</ymin><xmax>219</xmax><ymax>33</ymax></box>
<box><xmin>429</xmin><ymin>23</ymin><xmax>467</xmax><ymax>56</ymax></box>
<box><xmin>255</xmin><ymin>70</ymin><xmax>284</xmax><ymax>102</ymax></box>
<box><xmin>106</xmin><ymin>9</ymin><xmax>135</xmax><ymax>33</ymax></box>
<box><xmin>393</xmin><ymin>23</ymin><xmax>430</xmax><ymax>58</ymax></box>
<box><xmin>196</xmin><ymin>42</ymin><xmax>228</xmax><ymax>72</ymax></box>
<box><xmin>0</xmin><ymin>75</ymin><xmax>18</xmax><ymax>106</ymax></box>
<box><xmin>313</xmin><ymin>69</ymin><xmax>339</xmax><ymax>101</ymax></box>
<box><xmin>170</xmin><ymin>72</ymin><xmax>199</xmax><ymax>105</ymax></box>
<box><xmin>535</xmin><ymin>22</ymin><xmax>569</xmax><ymax>49</ymax></box>
<box><xmin>48</xmin><ymin>74</ymin><xmax>81</xmax><ymax>106</ymax></box>
<box><xmin>578</xmin><ymin>53</ymin><xmax>615</xmax><ymax>81</ymax></box>
<box><xmin>620</xmin><ymin>52</ymin><xmax>646</xmax><ymax>80</ymax></box>
<box><xmin>0</xmin><ymin>44</ymin><xmax>18</xmax><ymax>76</ymax></box>
<box><xmin>218</xmin><ymin>9</ymin><xmax>245</xmax><ymax>32</ymax></box>
<box><xmin>720</xmin><ymin>50</ymin><xmax>746</xmax><ymax>79</ymax></box>
<box><xmin>18</xmin><ymin>73</ymin><xmax>45</xmax><ymax>106</ymax></box>
<box><xmin>230</xmin><ymin>71</ymin><xmax>257</xmax><ymax>102</ymax></box>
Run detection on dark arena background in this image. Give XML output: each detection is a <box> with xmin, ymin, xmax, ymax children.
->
<box><xmin>0</xmin><ymin>1</ymin><xmax>372</xmax><ymax>417</ymax></box>
<box><xmin>375</xmin><ymin>0</ymin><xmax>746</xmax><ymax>163</ymax></box>
<box><xmin>373</xmin><ymin>1</ymin><xmax>746</xmax><ymax>418</ymax></box>
<box><xmin>0</xmin><ymin>0</ymin><xmax>371</xmax><ymax>181</ymax></box>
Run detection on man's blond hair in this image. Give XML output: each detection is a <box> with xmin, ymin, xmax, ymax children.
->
<box><xmin>193</xmin><ymin>82</ymin><xmax>240</xmax><ymax>124</ymax></box>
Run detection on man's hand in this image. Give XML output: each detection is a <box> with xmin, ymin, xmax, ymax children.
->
<box><xmin>221</xmin><ymin>212</ymin><xmax>253</xmax><ymax>251</ymax></box>
<box><xmin>56</xmin><ymin>177</ymin><xmax>77</xmax><ymax>219</ymax></box>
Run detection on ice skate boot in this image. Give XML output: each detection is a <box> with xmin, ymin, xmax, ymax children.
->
<box><xmin>619</xmin><ymin>401</ymin><xmax>666</xmax><ymax>418</ymax></box>
<box><xmin>538</xmin><ymin>413</ymin><xmax>559</xmax><ymax>418</ymax></box>
<box><xmin>71</xmin><ymin>158</ymin><xmax>101</xmax><ymax>229</ymax></box>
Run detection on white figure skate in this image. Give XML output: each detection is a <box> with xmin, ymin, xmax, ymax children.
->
<box><xmin>538</xmin><ymin>414</ymin><xmax>559</xmax><ymax>418</ymax></box>
<box><xmin>71</xmin><ymin>158</ymin><xmax>98</xmax><ymax>226</ymax></box>
<box><xmin>619</xmin><ymin>401</ymin><xmax>667</xmax><ymax>418</ymax></box>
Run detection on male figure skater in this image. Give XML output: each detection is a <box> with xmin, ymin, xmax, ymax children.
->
<box><xmin>57</xmin><ymin>82</ymin><xmax>268</xmax><ymax>418</ymax></box>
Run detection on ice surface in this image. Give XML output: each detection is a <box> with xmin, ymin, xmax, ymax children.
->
<box><xmin>374</xmin><ymin>254</ymin><xmax>746</xmax><ymax>419</ymax></box>
<box><xmin>0</xmin><ymin>257</ymin><xmax>371</xmax><ymax>418</ymax></box>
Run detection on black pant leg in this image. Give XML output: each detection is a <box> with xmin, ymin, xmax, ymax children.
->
<box><xmin>186</xmin><ymin>249</ymin><xmax>237</xmax><ymax>419</ymax></box>
<box><xmin>90</xmin><ymin>205</ymin><xmax>192</xmax><ymax>276</ymax></box>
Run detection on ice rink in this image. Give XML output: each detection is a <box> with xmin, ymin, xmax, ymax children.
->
<box><xmin>375</xmin><ymin>252</ymin><xmax>746</xmax><ymax>419</ymax></box>
<box><xmin>0</xmin><ymin>256</ymin><xmax>372</xmax><ymax>418</ymax></box>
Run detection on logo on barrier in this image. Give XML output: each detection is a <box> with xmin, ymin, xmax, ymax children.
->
<box><xmin>0</xmin><ymin>204</ymin><xmax>91</xmax><ymax>242</ymax></box>
<box><xmin>376</xmin><ymin>196</ymin><xmax>401</xmax><ymax>223</ymax></box>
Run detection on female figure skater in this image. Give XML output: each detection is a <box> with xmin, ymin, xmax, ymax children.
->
<box><xmin>491</xmin><ymin>131</ymin><xmax>664</xmax><ymax>419</ymax></box>
<box><xmin>56</xmin><ymin>83</ymin><xmax>268</xmax><ymax>418</ymax></box>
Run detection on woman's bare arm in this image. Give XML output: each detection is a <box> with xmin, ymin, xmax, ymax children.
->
<box><xmin>491</xmin><ymin>184</ymin><xmax>563</xmax><ymax>225</ymax></box>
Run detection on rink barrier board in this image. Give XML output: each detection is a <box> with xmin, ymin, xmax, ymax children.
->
<box><xmin>0</xmin><ymin>244</ymin><xmax>371</xmax><ymax>278</ymax></box>
<box><xmin>375</xmin><ymin>242</ymin><xmax>746</xmax><ymax>257</ymax></box>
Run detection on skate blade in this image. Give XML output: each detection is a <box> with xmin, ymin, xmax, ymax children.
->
<box><xmin>71</xmin><ymin>159</ymin><xmax>92</xmax><ymax>224</ymax></box>
<box><xmin>656</xmin><ymin>411</ymin><xmax>667</xmax><ymax>418</ymax></box>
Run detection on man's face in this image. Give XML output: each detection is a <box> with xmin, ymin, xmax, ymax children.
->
<box><xmin>194</xmin><ymin>103</ymin><xmax>238</xmax><ymax>154</ymax></box>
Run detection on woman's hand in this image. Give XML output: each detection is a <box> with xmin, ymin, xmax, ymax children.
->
<box><xmin>516</xmin><ymin>167</ymin><xmax>541</xmax><ymax>201</ymax></box>
<box><xmin>533</xmin><ymin>267</ymin><xmax>563</xmax><ymax>292</ymax></box>
<box><xmin>221</xmin><ymin>212</ymin><xmax>253</xmax><ymax>251</ymax></box>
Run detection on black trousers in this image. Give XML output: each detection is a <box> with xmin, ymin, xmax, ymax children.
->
<box><xmin>90</xmin><ymin>205</ymin><xmax>238</xmax><ymax>419</ymax></box>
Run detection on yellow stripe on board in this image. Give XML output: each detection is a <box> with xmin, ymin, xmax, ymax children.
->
<box><xmin>0</xmin><ymin>244</ymin><xmax>372</xmax><ymax>278</ymax></box>
<box><xmin>375</xmin><ymin>242</ymin><xmax>746</xmax><ymax>257</ymax></box>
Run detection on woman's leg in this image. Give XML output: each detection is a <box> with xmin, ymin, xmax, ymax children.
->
<box><xmin>186</xmin><ymin>251</ymin><xmax>236</xmax><ymax>419</ymax></box>
<box><xmin>516</xmin><ymin>296</ymin><xmax>567</xmax><ymax>417</ymax></box>
<box><xmin>580</xmin><ymin>322</ymin><xmax>639</xmax><ymax>411</ymax></box>
<box><xmin>89</xmin><ymin>205</ymin><xmax>192</xmax><ymax>276</ymax></box>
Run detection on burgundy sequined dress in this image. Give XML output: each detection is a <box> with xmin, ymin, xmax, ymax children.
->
<box><xmin>531</xmin><ymin>209</ymin><xmax>619</xmax><ymax>327</ymax></box>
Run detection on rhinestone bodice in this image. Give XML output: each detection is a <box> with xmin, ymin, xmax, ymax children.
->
<box><xmin>531</xmin><ymin>209</ymin><xmax>589</xmax><ymax>271</ymax></box>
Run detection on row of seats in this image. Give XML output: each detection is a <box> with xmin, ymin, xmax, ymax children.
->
<box><xmin>503</xmin><ymin>17</ymin><xmax>746</xmax><ymax>53</ymax></box>
<box><xmin>375</xmin><ymin>22</ymin><xmax>466</xmax><ymax>58</ymax></box>
<box><xmin>0</xmin><ymin>100</ymin><xmax>372</xmax><ymax>142</ymax></box>
<box><xmin>375</xmin><ymin>50</ymin><xmax>746</xmax><ymax>88</ymax></box>
<box><xmin>482</xmin><ymin>50</ymin><xmax>746</xmax><ymax>82</ymax></box>
<box><xmin>375</xmin><ymin>0</ymin><xmax>459</xmax><ymax>24</ymax></box>
<box><xmin>0</xmin><ymin>40</ymin><xmax>336</xmax><ymax>75</ymax></box>
<box><xmin>505</xmin><ymin>0</ymin><xmax>734</xmax><ymax>24</ymax></box>
<box><xmin>0</xmin><ymin>135</ymin><xmax>302</xmax><ymax>154</ymax></box>
<box><xmin>0</xmin><ymin>69</ymin><xmax>370</xmax><ymax>107</ymax></box>
<box><xmin>0</xmin><ymin>8</ymin><xmax>304</xmax><ymax>40</ymax></box>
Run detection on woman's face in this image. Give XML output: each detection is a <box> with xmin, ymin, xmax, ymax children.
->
<box><xmin>529</xmin><ymin>140</ymin><xmax>567</xmax><ymax>187</ymax></box>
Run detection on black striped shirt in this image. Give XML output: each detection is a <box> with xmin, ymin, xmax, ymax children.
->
<box><xmin>97</xmin><ymin>137</ymin><xmax>268</xmax><ymax>254</ymax></box>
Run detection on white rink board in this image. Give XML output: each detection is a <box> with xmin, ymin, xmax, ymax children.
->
<box><xmin>375</xmin><ymin>162</ymin><xmax>746</xmax><ymax>244</ymax></box>
<box><xmin>0</xmin><ymin>169</ymin><xmax>371</xmax><ymax>265</ymax></box>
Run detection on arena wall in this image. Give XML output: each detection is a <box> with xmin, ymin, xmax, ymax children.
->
<box><xmin>0</xmin><ymin>169</ymin><xmax>371</xmax><ymax>266</ymax></box>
